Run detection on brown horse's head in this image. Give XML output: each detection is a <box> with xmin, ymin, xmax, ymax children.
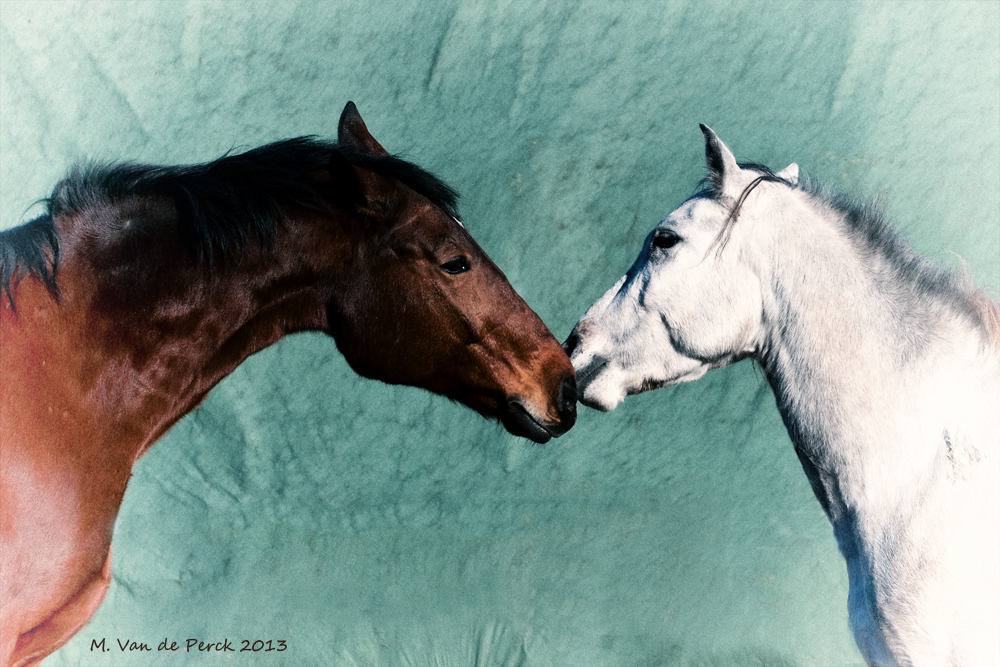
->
<box><xmin>321</xmin><ymin>103</ymin><xmax>575</xmax><ymax>442</ymax></box>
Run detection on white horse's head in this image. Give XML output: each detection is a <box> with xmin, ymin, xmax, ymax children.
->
<box><xmin>564</xmin><ymin>125</ymin><xmax>799</xmax><ymax>411</ymax></box>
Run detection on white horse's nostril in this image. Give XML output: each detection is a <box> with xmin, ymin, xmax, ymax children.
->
<box><xmin>562</xmin><ymin>330</ymin><xmax>580</xmax><ymax>357</ymax></box>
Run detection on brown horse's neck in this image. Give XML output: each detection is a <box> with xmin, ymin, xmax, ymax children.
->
<box><xmin>42</xmin><ymin>203</ymin><xmax>351</xmax><ymax>459</ymax></box>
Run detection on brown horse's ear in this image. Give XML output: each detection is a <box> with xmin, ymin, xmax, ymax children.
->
<box><xmin>338</xmin><ymin>102</ymin><xmax>390</xmax><ymax>156</ymax></box>
<box><xmin>328</xmin><ymin>149</ymin><xmax>394</xmax><ymax>222</ymax></box>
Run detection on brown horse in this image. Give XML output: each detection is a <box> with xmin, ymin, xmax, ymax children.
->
<box><xmin>0</xmin><ymin>102</ymin><xmax>576</xmax><ymax>667</ymax></box>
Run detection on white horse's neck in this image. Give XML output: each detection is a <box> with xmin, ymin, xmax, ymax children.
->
<box><xmin>743</xmin><ymin>183</ymin><xmax>1000</xmax><ymax>663</ymax></box>
<box><xmin>747</xmin><ymin>185</ymin><xmax>993</xmax><ymax>515</ymax></box>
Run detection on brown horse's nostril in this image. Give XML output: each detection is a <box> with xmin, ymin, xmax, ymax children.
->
<box><xmin>562</xmin><ymin>330</ymin><xmax>580</xmax><ymax>357</ymax></box>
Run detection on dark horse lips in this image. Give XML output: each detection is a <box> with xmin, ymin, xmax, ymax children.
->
<box><xmin>0</xmin><ymin>101</ymin><xmax>576</xmax><ymax>667</ymax></box>
<box><xmin>500</xmin><ymin>374</ymin><xmax>578</xmax><ymax>442</ymax></box>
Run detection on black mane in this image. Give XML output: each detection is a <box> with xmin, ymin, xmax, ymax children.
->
<box><xmin>0</xmin><ymin>137</ymin><xmax>459</xmax><ymax>305</ymax></box>
<box><xmin>0</xmin><ymin>215</ymin><xmax>59</xmax><ymax>307</ymax></box>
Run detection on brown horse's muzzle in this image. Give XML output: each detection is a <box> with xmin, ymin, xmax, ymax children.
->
<box><xmin>499</xmin><ymin>372</ymin><xmax>577</xmax><ymax>443</ymax></box>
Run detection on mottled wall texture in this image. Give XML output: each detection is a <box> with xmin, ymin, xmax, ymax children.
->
<box><xmin>1</xmin><ymin>1</ymin><xmax>997</xmax><ymax>665</ymax></box>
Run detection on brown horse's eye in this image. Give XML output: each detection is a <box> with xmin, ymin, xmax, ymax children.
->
<box><xmin>440</xmin><ymin>256</ymin><xmax>471</xmax><ymax>274</ymax></box>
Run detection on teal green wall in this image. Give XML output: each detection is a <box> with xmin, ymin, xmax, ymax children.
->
<box><xmin>1</xmin><ymin>2</ymin><xmax>997</xmax><ymax>665</ymax></box>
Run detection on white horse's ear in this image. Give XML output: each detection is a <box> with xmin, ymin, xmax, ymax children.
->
<box><xmin>700</xmin><ymin>124</ymin><xmax>740</xmax><ymax>196</ymax></box>
<box><xmin>776</xmin><ymin>163</ymin><xmax>799</xmax><ymax>185</ymax></box>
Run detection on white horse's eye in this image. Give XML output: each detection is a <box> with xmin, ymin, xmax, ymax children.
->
<box><xmin>651</xmin><ymin>230</ymin><xmax>680</xmax><ymax>250</ymax></box>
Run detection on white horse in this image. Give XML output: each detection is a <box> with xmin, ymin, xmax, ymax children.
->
<box><xmin>565</xmin><ymin>125</ymin><xmax>1000</xmax><ymax>666</ymax></box>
